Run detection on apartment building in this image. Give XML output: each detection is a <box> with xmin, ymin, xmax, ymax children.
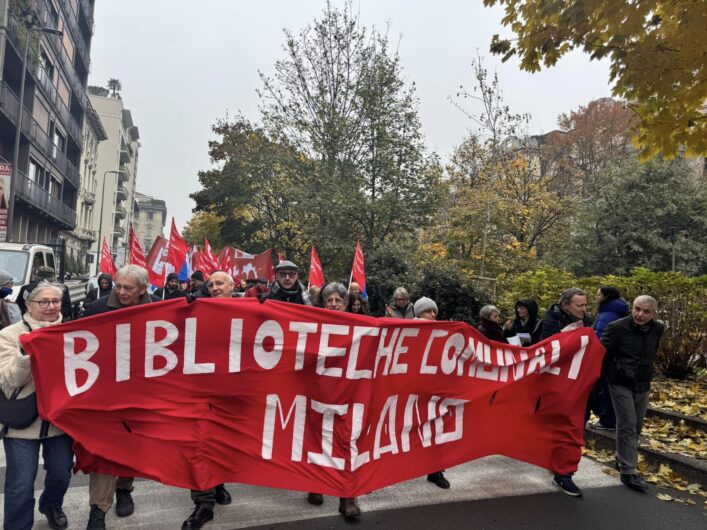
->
<box><xmin>88</xmin><ymin>92</ymin><xmax>139</xmax><ymax>272</ymax></box>
<box><xmin>132</xmin><ymin>191</ymin><xmax>166</xmax><ymax>253</ymax></box>
<box><xmin>63</xmin><ymin>97</ymin><xmax>105</xmax><ymax>273</ymax></box>
<box><xmin>0</xmin><ymin>0</ymin><xmax>95</xmax><ymax>243</ymax></box>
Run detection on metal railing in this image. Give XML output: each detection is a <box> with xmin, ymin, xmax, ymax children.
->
<box><xmin>116</xmin><ymin>184</ymin><xmax>128</xmax><ymax>200</ymax></box>
<box><xmin>34</xmin><ymin>64</ymin><xmax>83</xmax><ymax>147</ymax></box>
<box><xmin>15</xmin><ymin>170</ymin><xmax>77</xmax><ymax>228</ymax></box>
<box><xmin>0</xmin><ymin>81</ymin><xmax>81</xmax><ymax>188</ymax></box>
<box><xmin>114</xmin><ymin>204</ymin><xmax>127</xmax><ymax>218</ymax></box>
<box><xmin>112</xmin><ymin>224</ymin><xmax>125</xmax><ymax>237</ymax></box>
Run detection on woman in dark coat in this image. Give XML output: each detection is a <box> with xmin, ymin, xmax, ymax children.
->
<box><xmin>477</xmin><ymin>305</ymin><xmax>506</xmax><ymax>342</ymax></box>
<box><xmin>503</xmin><ymin>299</ymin><xmax>542</xmax><ymax>345</ymax></box>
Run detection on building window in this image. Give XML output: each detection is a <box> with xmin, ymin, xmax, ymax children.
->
<box><xmin>28</xmin><ymin>158</ymin><xmax>40</xmax><ymax>183</ymax></box>
<box><xmin>147</xmin><ymin>212</ymin><xmax>154</xmax><ymax>220</ymax></box>
<box><xmin>49</xmin><ymin>175</ymin><xmax>61</xmax><ymax>198</ymax></box>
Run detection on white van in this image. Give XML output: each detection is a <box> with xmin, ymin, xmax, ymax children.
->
<box><xmin>0</xmin><ymin>243</ymin><xmax>57</xmax><ymax>301</ymax></box>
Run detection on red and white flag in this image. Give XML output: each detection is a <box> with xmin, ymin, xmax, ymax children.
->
<box><xmin>308</xmin><ymin>246</ymin><xmax>324</xmax><ymax>288</ymax></box>
<box><xmin>201</xmin><ymin>237</ymin><xmax>219</xmax><ymax>276</ymax></box>
<box><xmin>167</xmin><ymin>218</ymin><xmax>189</xmax><ymax>272</ymax></box>
<box><xmin>128</xmin><ymin>225</ymin><xmax>147</xmax><ymax>269</ymax></box>
<box><xmin>99</xmin><ymin>237</ymin><xmax>117</xmax><ymax>276</ymax></box>
<box><xmin>350</xmin><ymin>240</ymin><xmax>366</xmax><ymax>293</ymax></box>
<box><xmin>145</xmin><ymin>236</ymin><xmax>172</xmax><ymax>288</ymax></box>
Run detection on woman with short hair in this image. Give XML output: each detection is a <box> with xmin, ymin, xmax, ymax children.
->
<box><xmin>0</xmin><ymin>282</ymin><xmax>73</xmax><ymax>530</ymax></box>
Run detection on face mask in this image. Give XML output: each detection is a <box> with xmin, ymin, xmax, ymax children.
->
<box><xmin>0</xmin><ymin>287</ymin><xmax>13</xmax><ymax>298</ymax></box>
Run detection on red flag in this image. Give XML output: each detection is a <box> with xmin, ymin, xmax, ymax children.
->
<box><xmin>99</xmin><ymin>237</ymin><xmax>117</xmax><ymax>276</ymax></box>
<box><xmin>351</xmin><ymin>240</ymin><xmax>366</xmax><ymax>292</ymax></box>
<box><xmin>277</xmin><ymin>252</ymin><xmax>286</xmax><ymax>263</ymax></box>
<box><xmin>145</xmin><ymin>236</ymin><xmax>172</xmax><ymax>288</ymax></box>
<box><xmin>167</xmin><ymin>218</ymin><xmax>189</xmax><ymax>271</ymax></box>
<box><xmin>218</xmin><ymin>246</ymin><xmax>234</xmax><ymax>274</ymax></box>
<box><xmin>202</xmin><ymin>238</ymin><xmax>219</xmax><ymax>276</ymax></box>
<box><xmin>128</xmin><ymin>225</ymin><xmax>147</xmax><ymax>269</ymax></box>
<box><xmin>308</xmin><ymin>246</ymin><xmax>324</xmax><ymax>288</ymax></box>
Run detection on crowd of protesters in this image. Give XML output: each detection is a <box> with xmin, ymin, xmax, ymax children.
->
<box><xmin>0</xmin><ymin>261</ymin><xmax>664</xmax><ymax>529</ymax></box>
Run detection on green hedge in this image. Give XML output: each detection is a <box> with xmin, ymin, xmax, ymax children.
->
<box><xmin>500</xmin><ymin>267</ymin><xmax>707</xmax><ymax>378</ymax></box>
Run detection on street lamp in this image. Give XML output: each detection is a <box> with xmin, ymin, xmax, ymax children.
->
<box><xmin>95</xmin><ymin>169</ymin><xmax>126</xmax><ymax>273</ymax></box>
<box><xmin>6</xmin><ymin>25</ymin><xmax>63</xmax><ymax>242</ymax></box>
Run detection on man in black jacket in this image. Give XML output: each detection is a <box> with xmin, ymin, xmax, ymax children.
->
<box><xmin>84</xmin><ymin>265</ymin><xmax>160</xmax><ymax>529</ymax></box>
<box><xmin>602</xmin><ymin>295</ymin><xmax>664</xmax><ymax>493</ymax></box>
<box><xmin>154</xmin><ymin>272</ymin><xmax>186</xmax><ymax>300</ymax></box>
<box><xmin>539</xmin><ymin>287</ymin><xmax>593</xmax><ymax>497</ymax></box>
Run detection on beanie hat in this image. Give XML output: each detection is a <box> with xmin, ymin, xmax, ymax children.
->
<box><xmin>191</xmin><ymin>271</ymin><xmax>204</xmax><ymax>281</ymax></box>
<box><xmin>166</xmin><ymin>272</ymin><xmax>179</xmax><ymax>282</ymax></box>
<box><xmin>414</xmin><ymin>296</ymin><xmax>438</xmax><ymax>317</ymax></box>
<box><xmin>0</xmin><ymin>269</ymin><xmax>12</xmax><ymax>285</ymax></box>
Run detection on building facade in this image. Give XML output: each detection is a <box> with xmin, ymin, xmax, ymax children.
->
<box><xmin>63</xmin><ymin>97</ymin><xmax>105</xmax><ymax>273</ymax></box>
<box><xmin>0</xmin><ymin>0</ymin><xmax>94</xmax><ymax>243</ymax></box>
<box><xmin>132</xmin><ymin>191</ymin><xmax>166</xmax><ymax>253</ymax></box>
<box><xmin>87</xmin><ymin>93</ymin><xmax>139</xmax><ymax>273</ymax></box>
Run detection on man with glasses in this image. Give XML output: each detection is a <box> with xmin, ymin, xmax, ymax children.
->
<box><xmin>539</xmin><ymin>287</ymin><xmax>593</xmax><ymax>498</ymax></box>
<box><xmin>264</xmin><ymin>261</ymin><xmax>311</xmax><ymax>305</ymax></box>
<box><xmin>83</xmin><ymin>265</ymin><xmax>159</xmax><ymax>529</ymax></box>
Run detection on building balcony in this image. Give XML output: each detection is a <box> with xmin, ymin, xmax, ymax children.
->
<box><xmin>116</xmin><ymin>184</ymin><xmax>128</xmax><ymax>201</ymax></box>
<box><xmin>33</xmin><ymin>65</ymin><xmax>84</xmax><ymax>147</ymax></box>
<box><xmin>57</xmin><ymin>0</ymin><xmax>91</xmax><ymax>71</ymax></box>
<box><xmin>75</xmin><ymin>227</ymin><xmax>96</xmax><ymax>242</ymax></box>
<box><xmin>114</xmin><ymin>204</ymin><xmax>127</xmax><ymax>219</ymax></box>
<box><xmin>79</xmin><ymin>0</ymin><xmax>94</xmax><ymax>26</ymax></box>
<box><xmin>113</xmin><ymin>224</ymin><xmax>125</xmax><ymax>238</ymax></box>
<box><xmin>15</xmin><ymin>171</ymin><xmax>77</xmax><ymax>229</ymax></box>
<box><xmin>0</xmin><ymin>81</ymin><xmax>81</xmax><ymax>188</ymax></box>
<box><xmin>117</xmin><ymin>167</ymin><xmax>130</xmax><ymax>182</ymax></box>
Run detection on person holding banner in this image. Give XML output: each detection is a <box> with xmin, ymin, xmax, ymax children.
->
<box><xmin>182</xmin><ymin>270</ymin><xmax>234</xmax><ymax>529</ymax></box>
<box><xmin>0</xmin><ymin>282</ymin><xmax>73</xmax><ymax>530</ymax></box>
<box><xmin>306</xmin><ymin>282</ymin><xmax>363</xmax><ymax>520</ymax></box>
<box><xmin>413</xmin><ymin>296</ymin><xmax>451</xmax><ymax>490</ymax></box>
<box><xmin>84</xmin><ymin>265</ymin><xmax>160</xmax><ymax>529</ymax></box>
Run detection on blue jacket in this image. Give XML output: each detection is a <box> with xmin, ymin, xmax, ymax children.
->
<box><xmin>594</xmin><ymin>298</ymin><xmax>629</xmax><ymax>339</ymax></box>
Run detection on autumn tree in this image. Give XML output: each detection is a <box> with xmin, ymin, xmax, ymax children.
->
<box><xmin>182</xmin><ymin>211</ymin><xmax>226</xmax><ymax>248</ymax></box>
<box><xmin>484</xmin><ymin>0</ymin><xmax>707</xmax><ymax>158</ymax></box>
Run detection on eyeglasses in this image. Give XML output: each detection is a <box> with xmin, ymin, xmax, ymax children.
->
<box><xmin>394</xmin><ymin>297</ymin><xmax>408</xmax><ymax>302</ymax></box>
<box><xmin>277</xmin><ymin>271</ymin><xmax>297</xmax><ymax>278</ymax></box>
<box><xmin>31</xmin><ymin>299</ymin><xmax>61</xmax><ymax>308</ymax></box>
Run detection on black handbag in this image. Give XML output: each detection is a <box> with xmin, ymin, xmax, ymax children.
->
<box><xmin>0</xmin><ymin>385</ymin><xmax>38</xmax><ymax>431</ymax></box>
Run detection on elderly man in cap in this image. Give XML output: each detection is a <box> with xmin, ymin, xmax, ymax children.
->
<box><xmin>264</xmin><ymin>260</ymin><xmax>311</xmax><ymax>305</ymax></box>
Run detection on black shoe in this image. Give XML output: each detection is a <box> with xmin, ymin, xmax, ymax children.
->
<box><xmin>590</xmin><ymin>421</ymin><xmax>615</xmax><ymax>431</ymax></box>
<box><xmin>86</xmin><ymin>505</ymin><xmax>106</xmax><ymax>530</ymax></box>
<box><xmin>621</xmin><ymin>473</ymin><xmax>648</xmax><ymax>493</ymax></box>
<box><xmin>182</xmin><ymin>503</ymin><xmax>214</xmax><ymax>529</ymax></box>
<box><xmin>39</xmin><ymin>505</ymin><xmax>68</xmax><ymax>530</ymax></box>
<box><xmin>307</xmin><ymin>492</ymin><xmax>324</xmax><ymax>505</ymax></box>
<box><xmin>338</xmin><ymin>497</ymin><xmax>362</xmax><ymax>520</ymax></box>
<box><xmin>115</xmin><ymin>488</ymin><xmax>134</xmax><ymax>517</ymax></box>
<box><xmin>427</xmin><ymin>471</ymin><xmax>451</xmax><ymax>489</ymax></box>
<box><xmin>553</xmin><ymin>474</ymin><xmax>583</xmax><ymax>497</ymax></box>
<box><xmin>215</xmin><ymin>484</ymin><xmax>232</xmax><ymax>505</ymax></box>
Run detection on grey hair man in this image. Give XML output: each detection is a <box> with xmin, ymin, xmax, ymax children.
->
<box><xmin>602</xmin><ymin>295</ymin><xmax>664</xmax><ymax>493</ymax></box>
<box><xmin>83</xmin><ymin>264</ymin><xmax>159</xmax><ymax>529</ymax></box>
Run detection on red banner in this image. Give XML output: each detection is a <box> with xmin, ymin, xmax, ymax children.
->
<box><xmin>309</xmin><ymin>246</ymin><xmax>325</xmax><ymax>288</ymax></box>
<box><xmin>23</xmin><ymin>300</ymin><xmax>603</xmax><ymax>497</ymax></box>
<box><xmin>99</xmin><ymin>237</ymin><xmax>117</xmax><ymax>276</ymax></box>
<box><xmin>128</xmin><ymin>225</ymin><xmax>147</xmax><ymax>269</ymax></box>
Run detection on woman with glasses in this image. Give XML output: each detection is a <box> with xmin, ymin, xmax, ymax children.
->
<box><xmin>0</xmin><ymin>281</ymin><xmax>73</xmax><ymax>530</ymax></box>
<box><xmin>385</xmin><ymin>287</ymin><xmax>414</xmax><ymax>319</ymax></box>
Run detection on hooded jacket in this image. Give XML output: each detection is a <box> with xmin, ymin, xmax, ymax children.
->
<box><xmin>504</xmin><ymin>299</ymin><xmax>542</xmax><ymax>344</ymax></box>
<box><xmin>594</xmin><ymin>298</ymin><xmax>630</xmax><ymax>339</ymax></box>
<box><xmin>85</xmin><ymin>273</ymin><xmax>114</xmax><ymax>304</ymax></box>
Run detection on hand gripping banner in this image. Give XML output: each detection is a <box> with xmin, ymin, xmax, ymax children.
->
<box><xmin>22</xmin><ymin>299</ymin><xmax>604</xmax><ymax>497</ymax></box>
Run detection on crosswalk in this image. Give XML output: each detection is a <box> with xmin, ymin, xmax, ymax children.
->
<box><xmin>0</xmin><ymin>449</ymin><xmax>617</xmax><ymax>529</ymax></box>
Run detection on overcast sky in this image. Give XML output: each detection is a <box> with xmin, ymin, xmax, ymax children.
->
<box><xmin>89</xmin><ymin>0</ymin><xmax>612</xmax><ymax>231</ymax></box>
